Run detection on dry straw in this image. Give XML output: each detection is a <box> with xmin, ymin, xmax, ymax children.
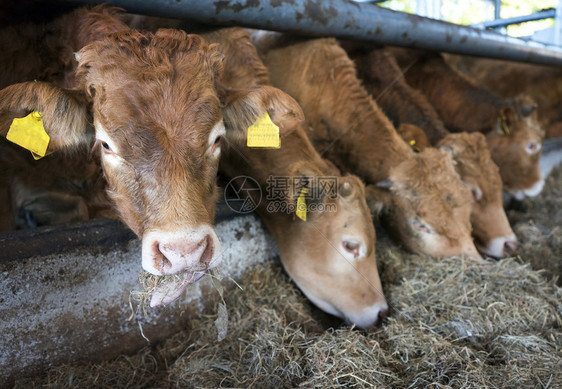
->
<box><xmin>14</xmin><ymin>169</ymin><xmax>562</xmax><ymax>388</ymax></box>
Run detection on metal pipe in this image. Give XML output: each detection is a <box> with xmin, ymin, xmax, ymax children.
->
<box><xmin>494</xmin><ymin>0</ymin><xmax>501</xmax><ymax>21</ymax></box>
<box><xmin>473</xmin><ymin>9</ymin><xmax>555</xmax><ymax>29</ymax></box>
<box><xmin>555</xmin><ymin>0</ymin><xmax>562</xmax><ymax>46</ymax></box>
<box><xmin>47</xmin><ymin>0</ymin><xmax>562</xmax><ymax>66</ymax></box>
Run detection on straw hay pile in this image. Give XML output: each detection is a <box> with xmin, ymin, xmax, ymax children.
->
<box><xmin>14</xmin><ymin>168</ymin><xmax>561</xmax><ymax>388</ymax></box>
<box><xmin>509</xmin><ymin>167</ymin><xmax>561</xmax><ymax>285</ymax></box>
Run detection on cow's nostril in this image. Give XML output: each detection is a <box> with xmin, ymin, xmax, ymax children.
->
<box><xmin>378</xmin><ymin>307</ymin><xmax>389</xmax><ymax>323</ymax></box>
<box><xmin>504</xmin><ymin>240</ymin><xmax>518</xmax><ymax>256</ymax></box>
<box><xmin>153</xmin><ymin>241</ymin><xmax>172</xmax><ymax>272</ymax></box>
<box><xmin>199</xmin><ymin>235</ymin><xmax>214</xmax><ymax>267</ymax></box>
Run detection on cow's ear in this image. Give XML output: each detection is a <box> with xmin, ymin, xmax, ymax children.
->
<box><xmin>280</xmin><ymin>160</ymin><xmax>335</xmax><ymax>220</ymax></box>
<box><xmin>286</xmin><ymin>160</ymin><xmax>324</xmax><ymax>204</ymax></box>
<box><xmin>222</xmin><ymin>85</ymin><xmax>304</xmax><ymax>143</ymax></box>
<box><xmin>0</xmin><ymin>82</ymin><xmax>90</xmax><ymax>153</ymax></box>
<box><xmin>397</xmin><ymin>123</ymin><xmax>429</xmax><ymax>152</ymax></box>
<box><xmin>365</xmin><ymin>183</ymin><xmax>392</xmax><ymax>219</ymax></box>
<box><xmin>515</xmin><ymin>94</ymin><xmax>537</xmax><ymax>118</ymax></box>
<box><xmin>497</xmin><ymin>105</ymin><xmax>518</xmax><ymax>135</ymax></box>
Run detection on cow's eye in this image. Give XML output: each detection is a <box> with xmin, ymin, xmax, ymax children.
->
<box><xmin>342</xmin><ymin>240</ymin><xmax>361</xmax><ymax>258</ymax></box>
<box><xmin>411</xmin><ymin>218</ymin><xmax>434</xmax><ymax>234</ymax></box>
<box><xmin>99</xmin><ymin>141</ymin><xmax>117</xmax><ymax>157</ymax></box>
<box><xmin>211</xmin><ymin>136</ymin><xmax>222</xmax><ymax>156</ymax></box>
<box><xmin>525</xmin><ymin>141</ymin><xmax>541</xmax><ymax>155</ymax></box>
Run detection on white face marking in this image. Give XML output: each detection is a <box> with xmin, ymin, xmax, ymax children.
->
<box><xmin>505</xmin><ymin>176</ymin><xmax>544</xmax><ymax>200</ymax></box>
<box><xmin>523</xmin><ymin>178</ymin><xmax>545</xmax><ymax>197</ymax></box>
<box><xmin>208</xmin><ymin>119</ymin><xmax>226</xmax><ymax>158</ymax></box>
<box><xmin>345</xmin><ymin>302</ymin><xmax>388</xmax><ymax>328</ymax></box>
<box><xmin>506</xmin><ymin>190</ymin><xmax>525</xmax><ymax>202</ymax></box>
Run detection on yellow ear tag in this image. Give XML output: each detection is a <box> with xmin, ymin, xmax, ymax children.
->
<box><xmin>247</xmin><ymin>112</ymin><xmax>281</xmax><ymax>149</ymax></box>
<box><xmin>409</xmin><ymin>139</ymin><xmax>420</xmax><ymax>153</ymax></box>
<box><xmin>499</xmin><ymin>115</ymin><xmax>511</xmax><ymax>136</ymax></box>
<box><xmin>6</xmin><ymin>111</ymin><xmax>50</xmax><ymax>160</ymax></box>
<box><xmin>296</xmin><ymin>188</ymin><xmax>307</xmax><ymax>222</ymax></box>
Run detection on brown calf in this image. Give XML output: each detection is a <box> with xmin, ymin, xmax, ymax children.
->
<box><xmin>204</xmin><ymin>27</ymin><xmax>387</xmax><ymax>327</ymax></box>
<box><xmin>388</xmin><ymin>48</ymin><xmax>545</xmax><ymax>200</ymax></box>
<box><xmin>256</xmin><ymin>35</ymin><xmax>481</xmax><ymax>259</ymax></box>
<box><xmin>0</xmin><ymin>143</ymin><xmax>112</xmax><ymax>230</ymax></box>
<box><xmin>351</xmin><ymin>47</ymin><xmax>517</xmax><ymax>258</ymax></box>
<box><xmin>0</xmin><ymin>6</ymin><xmax>283</xmax><ymax>306</ymax></box>
<box><xmin>448</xmin><ymin>55</ymin><xmax>562</xmax><ymax>139</ymax></box>
<box><xmin>351</xmin><ymin>46</ymin><xmax>449</xmax><ymax>145</ymax></box>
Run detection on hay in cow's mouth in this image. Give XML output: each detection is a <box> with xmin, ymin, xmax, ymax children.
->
<box><xmin>14</xmin><ymin>167</ymin><xmax>562</xmax><ymax>388</ymax></box>
<box><xmin>132</xmin><ymin>268</ymin><xmax>214</xmax><ymax>314</ymax></box>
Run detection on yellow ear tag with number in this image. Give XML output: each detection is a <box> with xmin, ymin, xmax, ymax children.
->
<box><xmin>296</xmin><ymin>188</ymin><xmax>307</xmax><ymax>222</ymax></box>
<box><xmin>409</xmin><ymin>139</ymin><xmax>420</xmax><ymax>153</ymax></box>
<box><xmin>499</xmin><ymin>115</ymin><xmax>511</xmax><ymax>136</ymax></box>
<box><xmin>6</xmin><ymin>111</ymin><xmax>50</xmax><ymax>160</ymax></box>
<box><xmin>247</xmin><ymin>112</ymin><xmax>281</xmax><ymax>149</ymax></box>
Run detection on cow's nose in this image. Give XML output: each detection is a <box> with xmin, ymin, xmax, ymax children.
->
<box><xmin>350</xmin><ymin>301</ymin><xmax>389</xmax><ymax>328</ymax></box>
<box><xmin>503</xmin><ymin>240</ymin><xmax>518</xmax><ymax>256</ymax></box>
<box><xmin>142</xmin><ymin>228</ymin><xmax>219</xmax><ymax>276</ymax></box>
<box><xmin>377</xmin><ymin>306</ymin><xmax>389</xmax><ymax>323</ymax></box>
<box><xmin>156</xmin><ymin>236</ymin><xmax>213</xmax><ymax>274</ymax></box>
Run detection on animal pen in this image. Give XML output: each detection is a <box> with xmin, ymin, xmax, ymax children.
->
<box><xmin>1</xmin><ymin>0</ymin><xmax>561</xmax><ymax>387</ymax></box>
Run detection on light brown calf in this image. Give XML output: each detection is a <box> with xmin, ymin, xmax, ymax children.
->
<box><xmin>204</xmin><ymin>27</ymin><xmax>388</xmax><ymax>327</ymax></box>
<box><xmin>0</xmin><ymin>6</ymin><xmax>286</xmax><ymax>306</ymax></box>
<box><xmin>256</xmin><ymin>35</ymin><xmax>481</xmax><ymax>259</ymax></box>
<box><xmin>438</xmin><ymin>133</ymin><xmax>517</xmax><ymax>257</ymax></box>
<box><xmin>351</xmin><ymin>48</ymin><xmax>517</xmax><ymax>258</ymax></box>
<box><xmin>388</xmin><ymin>48</ymin><xmax>545</xmax><ymax>200</ymax></box>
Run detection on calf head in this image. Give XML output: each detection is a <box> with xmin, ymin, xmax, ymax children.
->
<box><xmin>367</xmin><ymin>148</ymin><xmax>481</xmax><ymax>259</ymax></box>
<box><xmin>0</xmin><ymin>29</ymin><xmax>240</xmax><ymax>305</ymax></box>
<box><xmin>277</xmin><ymin>161</ymin><xmax>387</xmax><ymax>328</ymax></box>
<box><xmin>486</xmin><ymin>96</ymin><xmax>544</xmax><ymax>200</ymax></box>
<box><xmin>220</xmin><ymin>89</ymin><xmax>387</xmax><ymax>328</ymax></box>
<box><xmin>77</xmin><ymin>30</ymin><xmax>229</xmax><ymax>291</ymax></box>
<box><xmin>438</xmin><ymin>133</ymin><xmax>517</xmax><ymax>258</ymax></box>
